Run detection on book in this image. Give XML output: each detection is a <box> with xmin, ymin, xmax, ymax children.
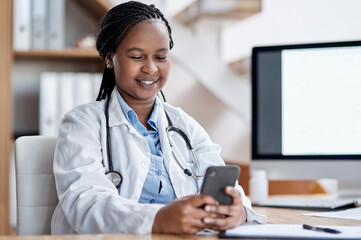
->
<box><xmin>31</xmin><ymin>0</ymin><xmax>47</xmax><ymax>49</ymax></box>
<box><xmin>92</xmin><ymin>73</ymin><xmax>103</xmax><ymax>100</ymax></box>
<box><xmin>39</xmin><ymin>72</ymin><xmax>103</xmax><ymax>136</ymax></box>
<box><xmin>13</xmin><ymin>0</ymin><xmax>31</xmax><ymax>50</ymax></box>
<box><xmin>58</xmin><ymin>72</ymin><xmax>74</xmax><ymax>122</ymax></box>
<box><xmin>74</xmin><ymin>73</ymin><xmax>93</xmax><ymax>106</ymax></box>
<box><xmin>47</xmin><ymin>0</ymin><xmax>65</xmax><ymax>49</ymax></box>
<box><xmin>39</xmin><ymin>72</ymin><xmax>59</xmax><ymax>136</ymax></box>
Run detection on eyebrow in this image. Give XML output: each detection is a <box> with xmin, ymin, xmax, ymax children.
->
<box><xmin>126</xmin><ymin>47</ymin><xmax>169</xmax><ymax>53</ymax></box>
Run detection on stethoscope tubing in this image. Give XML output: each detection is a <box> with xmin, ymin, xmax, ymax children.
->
<box><xmin>104</xmin><ymin>95</ymin><xmax>204</xmax><ymax>188</ymax></box>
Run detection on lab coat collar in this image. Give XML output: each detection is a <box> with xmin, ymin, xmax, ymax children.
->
<box><xmin>107</xmin><ymin>88</ymin><xmax>181</xmax><ymax>129</ymax></box>
<box><xmin>108</xmin><ymin>89</ymin><xmax>129</xmax><ymax>127</ymax></box>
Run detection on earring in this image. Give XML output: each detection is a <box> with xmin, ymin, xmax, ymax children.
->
<box><xmin>106</xmin><ymin>59</ymin><xmax>112</xmax><ymax>69</ymax></box>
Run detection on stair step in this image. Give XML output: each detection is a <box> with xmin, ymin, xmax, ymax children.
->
<box><xmin>175</xmin><ymin>0</ymin><xmax>261</xmax><ymax>25</ymax></box>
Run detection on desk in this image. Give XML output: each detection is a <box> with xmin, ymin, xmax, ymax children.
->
<box><xmin>1</xmin><ymin>207</ymin><xmax>360</xmax><ymax>240</ymax></box>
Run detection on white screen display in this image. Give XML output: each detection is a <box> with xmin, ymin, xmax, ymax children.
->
<box><xmin>282</xmin><ymin>46</ymin><xmax>361</xmax><ymax>155</ymax></box>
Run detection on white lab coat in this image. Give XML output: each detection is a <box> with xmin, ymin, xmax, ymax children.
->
<box><xmin>51</xmin><ymin>89</ymin><xmax>266</xmax><ymax>234</ymax></box>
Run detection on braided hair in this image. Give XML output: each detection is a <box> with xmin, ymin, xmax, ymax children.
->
<box><xmin>96</xmin><ymin>1</ymin><xmax>174</xmax><ymax>101</ymax></box>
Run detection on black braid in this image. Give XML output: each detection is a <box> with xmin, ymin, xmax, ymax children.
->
<box><xmin>96</xmin><ymin>1</ymin><xmax>174</xmax><ymax>101</ymax></box>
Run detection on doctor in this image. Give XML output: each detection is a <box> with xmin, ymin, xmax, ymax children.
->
<box><xmin>51</xmin><ymin>1</ymin><xmax>266</xmax><ymax>235</ymax></box>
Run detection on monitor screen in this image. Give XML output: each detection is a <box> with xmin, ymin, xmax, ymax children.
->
<box><xmin>251</xmin><ymin>40</ymin><xmax>361</xmax><ymax>181</ymax></box>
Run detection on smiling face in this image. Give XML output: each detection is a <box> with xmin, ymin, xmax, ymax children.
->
<box><xmin>107</xmin><ymin>20</ymin><xmax>171</xmax><ymax>105</ymax></box>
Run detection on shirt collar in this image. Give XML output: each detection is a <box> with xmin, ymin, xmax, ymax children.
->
<box><xmin>115</xmin><ymin>89</ymin><xmax>160</xmax><ymax>131</ymax></box>
<box><xmin>148</xmin><ymin>98</ymin><xmax>160</xmax><ymax>130</ymax></box>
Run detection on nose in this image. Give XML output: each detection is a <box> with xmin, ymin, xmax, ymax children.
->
<box><xmin>141</xmin><ymin>59</ymin><xmax>158</xmax><ymax>74</ymax></box>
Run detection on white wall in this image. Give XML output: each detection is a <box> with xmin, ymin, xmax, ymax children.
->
<box><xmin>164</xmin><ymin>59</ymin><xmax>250</xmax><ymax>162</ymax></box>
<box><xmin>170</xmin><ymin>19</ymin><xmax>251</xmax><ymax>121</ymax></box>
<box><xmin>222</xmin><ymin>0</ymin><xmax>361</xmax><ymax>62</ymax></box>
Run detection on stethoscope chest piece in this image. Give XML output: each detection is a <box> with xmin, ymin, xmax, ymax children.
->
<box><xmin>105</xmin><ymin>171</ymin><xmax>122</xmax><ymax>189</ymax></box>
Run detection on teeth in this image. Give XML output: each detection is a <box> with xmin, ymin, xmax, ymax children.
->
<box><xmin>142</xmin><ymin>80</ymin><xmax>153</xmax><ymax>85</ymax></box>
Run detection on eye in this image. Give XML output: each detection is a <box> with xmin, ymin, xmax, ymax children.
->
<box><xmin>155</xmin><ymin>56</ymin><xmax>167</xmax><ymax>60</ymax></box>
<box><xmin>130</xmin><ymin>56</ymin><xmax>143</xmax><ymax>60</ymax></box>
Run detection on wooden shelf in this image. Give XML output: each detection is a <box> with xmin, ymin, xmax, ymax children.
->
<box><xmin>13</xmin><ymin>48</ymin><xmax>103</xmax><ymax>61</ymax></box>
<box><xmin>75</xmin><ymin>0</ymin><xmax>113</xmax><ymax>21</ymax></box>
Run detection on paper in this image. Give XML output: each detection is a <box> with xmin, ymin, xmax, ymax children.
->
<box><xmin>304</xmin><ymin>207</ymin><xmax>361</xmax><ymax>221</ymax></box>
<box><xmin>221</xmin><ymin>224</ymin><xmax>361</xmax><ymax>239</ymax></box>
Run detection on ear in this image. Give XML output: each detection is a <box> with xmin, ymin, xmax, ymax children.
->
<box><xmin>105</xmin><ymin>52</ymin><xmax>114</xmax><ymax>69</ymax></box>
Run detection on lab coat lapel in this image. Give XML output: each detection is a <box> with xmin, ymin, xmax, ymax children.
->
<box><xmin>108</xmin><ymin>89</ymin><xmax>128</xmax><ymax>127</ymax></box>
<box><xmin>107</xmin><ymin>89</ymin><xmax>140</xmax><ymax>136</ymax></box>
<box><xmin>157</xmin><ymin>101</ymin><xmax>190</xmax><ymax>198</ymax></box>
<box><xmin>157</xmin><ymin>98</ymin><xmax>173</xmax><ymax>170</ymax></box>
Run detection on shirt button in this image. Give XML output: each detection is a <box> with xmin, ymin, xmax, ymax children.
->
<box><xmin>141</xmin><ymin>161</ymin><xmax>149</xmax><ymax>169</ymax></box>
<box><xmin>143</xmin><ymin>132</ymin><xmax>148</xmax><ymax>137</ymax></box>
<box><xmin>156</xmin><ymin>170</ymin><xmax>162</xmax><ymax>176</ymax></box>
<box><xmin>150</xmin><ymin>199</ymin><xmax>155</xmax><ymax>203</ymax></box>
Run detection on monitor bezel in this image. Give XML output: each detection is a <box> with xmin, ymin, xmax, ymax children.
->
<box><xmin>251</xmin><ymin>40</ymin><xmax>361</xmax><ymax>161</ymax></box>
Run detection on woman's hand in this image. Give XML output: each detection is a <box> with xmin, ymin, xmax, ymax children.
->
<box><xmin>203</xmin><ymin>186</ymin><xmax>247</xmax><ymax>230</ymax></box>
<box><xmin>152</xmin><ymin>194</ymin><xmax>218</xmax><ymax>234</ymax></box>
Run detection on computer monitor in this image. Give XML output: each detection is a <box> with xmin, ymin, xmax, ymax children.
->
<box><xmin>251</xmin><ymin>40</ymin><xmax>361</xmax><ymax>197</ymax></box>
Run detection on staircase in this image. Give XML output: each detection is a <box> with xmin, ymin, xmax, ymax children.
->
<box><xmin>163</xmin><ymin>0</ymin><xmax>261</xmax><ymax>162</ymax></box>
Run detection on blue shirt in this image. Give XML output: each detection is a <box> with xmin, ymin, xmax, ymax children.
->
<box><xmin>116</xmin><ymin>91</ymin><xmax>177</xmax><ymax>204</ymax></box>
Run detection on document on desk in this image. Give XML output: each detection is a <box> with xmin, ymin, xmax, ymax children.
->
<box><xmin>303</xmin><ymin>206</ymin><xmax>361</xmax><ymax>220</ymax></box>
<box><xmin>219</xmin><ymin>224</ymin><xmax>361</xmax><ymax>239</ymax></box>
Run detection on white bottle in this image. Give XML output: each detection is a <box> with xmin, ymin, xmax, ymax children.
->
<box><xmin>250</xmin><ymin>169</ymin><xmax>268</xmax><ymax>203</ymax></box>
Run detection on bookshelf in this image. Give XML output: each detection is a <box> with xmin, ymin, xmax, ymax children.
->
<box><xmin>14</xmin><ymin>49</ymin><xmax>102</xmax><ymax>60</ymax></box>
<box><xmin>0</xmin><ymin>0</ymin><xmax>112</xmax><ymax>234</ymax></box>
<box><xmin>0</xmin><ymin>0</ymin><xmax>13</xmax><ymax>235</ymax></box>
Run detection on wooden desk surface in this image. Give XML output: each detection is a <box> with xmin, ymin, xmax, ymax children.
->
<box><xmin>1</xmin><ymin>207</ymin><xmax>360</xmax><ymax>240</ymax></box>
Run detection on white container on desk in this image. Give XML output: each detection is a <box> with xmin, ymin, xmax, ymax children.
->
<box><xmin>250</xmin><ymin>169</ymin><xmax>268</xmax><ymax>203</ymax></box>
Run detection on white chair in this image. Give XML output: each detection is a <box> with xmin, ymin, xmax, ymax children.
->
<box><xmin>15</xmin><ymin>136</ymin><xmax>58</xmax><ymax>235</ymax></box>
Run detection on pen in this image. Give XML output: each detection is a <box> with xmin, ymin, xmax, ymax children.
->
<box><xmin>302</xmin><ymin>224</ymin><xmax>341</xmax><ymax>234</ymax></box>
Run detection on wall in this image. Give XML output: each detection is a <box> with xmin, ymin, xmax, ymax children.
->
<box><xmin>222</xmin><ymin>0</ymin><xmax>361</xmax><ymax>62</ymax></box>
<box><xmin>168</xmin><ymin>18</ymin><xmax>252</xmax><ymax>163</ymax></box>
<box><xmin>164</xmin><ymin>59</ymin><xmax>250</xmax><ymax>162</ymax></box>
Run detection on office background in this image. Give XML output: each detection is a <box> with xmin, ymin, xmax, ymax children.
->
<box><xmin>1</xmin><ymin>0</ymin><xmax>361</xmax><ymax>235</ymax></box>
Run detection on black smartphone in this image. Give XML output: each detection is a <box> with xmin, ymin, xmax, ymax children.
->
<box><xmin>200</xmin><ymin>165</ymin><xmax>240</xmax><ymax>205</ymax></box>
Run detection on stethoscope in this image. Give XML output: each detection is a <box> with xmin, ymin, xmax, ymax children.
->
<box><xmin>104</xmin><ymin>92</ymin><xmax>204</xmax><ymax>189</ymax></box>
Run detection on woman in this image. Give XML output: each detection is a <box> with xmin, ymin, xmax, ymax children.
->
<box><xmin>51</xmin><ymin>1</ymin><xmax>266</xmax><ymax>235</ymax></box>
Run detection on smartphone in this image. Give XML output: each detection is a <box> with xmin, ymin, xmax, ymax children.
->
<box><xmin>200</xmin><ymin>165</ymin><xmax>240</xmax><ymax>205</ymax></box>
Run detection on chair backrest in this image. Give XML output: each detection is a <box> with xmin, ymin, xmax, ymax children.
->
<box><xmin>15</xmin><ymin>136</ymin><xmax>58</xmax><ymax>235</ymax></box>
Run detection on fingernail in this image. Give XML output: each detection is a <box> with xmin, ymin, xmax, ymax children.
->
<box><xmin>204</xmin><ymin>218</ymin><xmax>212</xmax><ymax>224</ymax></box>
<box><xmin>205</xmin><ymin>205</ymin><xmax>211</xmax><ymax>212</ymax></box>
